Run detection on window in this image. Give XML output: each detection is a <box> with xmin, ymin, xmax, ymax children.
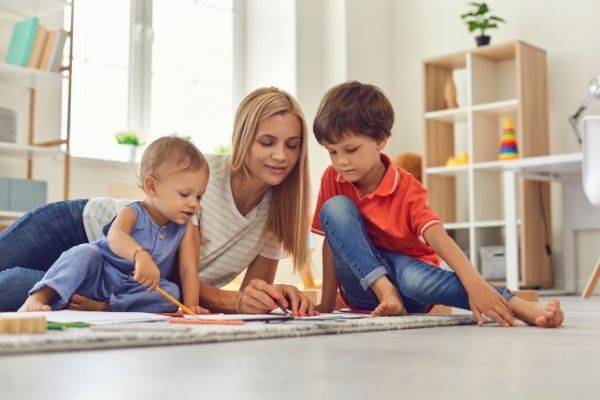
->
<box><xmin>68</xmin><ymin>0</ymin><xmax>236</xmax><ymax>161</ymax></box>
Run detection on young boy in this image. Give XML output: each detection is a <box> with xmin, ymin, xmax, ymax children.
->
<box><xmin>311</xmin><ymin>80</ymin><xmax>563</xmax><ymax>328</ymax></box>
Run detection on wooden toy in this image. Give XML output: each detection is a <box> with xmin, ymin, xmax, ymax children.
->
<box><xmin>0</xmin><ymin>313</ymin><xmax>47</xmax><ymax>334</ymax></box>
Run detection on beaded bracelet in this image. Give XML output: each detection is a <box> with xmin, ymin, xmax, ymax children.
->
<box><xmin>132</xmin><ymin>246</ymin><xmax>147</xmax><ymax>262</ymax></box>
<box><xmin>236</xmin><ymin>292</ymin><xmax>244</xmax><ymax>314</ymax></box>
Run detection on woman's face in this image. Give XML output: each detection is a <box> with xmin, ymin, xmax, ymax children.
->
<box><xmin>246</xmin><ymin>112</ymin><xmax>302</xmax><ymax>187</ymax></box>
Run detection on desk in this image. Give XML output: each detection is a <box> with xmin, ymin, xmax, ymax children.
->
<box><xmin>501</xmin><ymin>152</ymin><xmax>600</xmax><ymax>292</ymax></box>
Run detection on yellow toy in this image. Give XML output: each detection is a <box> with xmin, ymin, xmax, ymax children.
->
<box><xmin>446</xmin><ymin>151</ymin><xmax>469</xmax><ymax>166</ymax></box>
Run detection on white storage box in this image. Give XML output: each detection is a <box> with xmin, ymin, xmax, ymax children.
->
<box><xmin>479</xmin><ymin>245</ymin><xmax>506</xmax><ymax>280</ymax></box>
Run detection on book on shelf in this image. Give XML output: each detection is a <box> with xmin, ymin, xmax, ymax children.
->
<box><xmin>46</xmin><ymin>29</ymin><xmax>67</xmax><ymax>72</ymax></box>
<box><xmin>5</xmin><ymin>17</ymin><xmax>40</xmax><ymax>67</ymax></box>
<box><xmin>37</xmin><ymin>30</ymin><xmax>56</xmax><ymax>70</ymax></box>
<box><xmin>27</xmin><ymin>25</ymin><xmax>48</xmax><ymax>68</ymax></box>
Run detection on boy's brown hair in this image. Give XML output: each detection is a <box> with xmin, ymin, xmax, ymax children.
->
<box><xmin>139</xmin><ymin>136</ymin><xmax>208</xmax><ymax>187</ymax></box>
<box><xmin>313</xmin><ymin>80</ymin><xmax>394</xmax><ymax>144</ymax></box>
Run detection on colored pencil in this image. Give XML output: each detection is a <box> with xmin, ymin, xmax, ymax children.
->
<box><xmin>274</xmin><ymin>299</ymin><xmax>290</xmax><ymax>315</ymax></box>
<box><xmin>155</xmin><ymin>286</ymin><xmax>196</xmax><ymax>315</ymax></box>
<box><xmin>47</xmin><ymin>321</ymin><xmax>90</xmax><ymax>330</ymax></box>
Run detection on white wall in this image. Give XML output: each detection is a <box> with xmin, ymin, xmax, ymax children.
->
<box><xmin>242</xmin><ymin>0</ymin><xmax>296</xmax><ymax>95</ymax></box>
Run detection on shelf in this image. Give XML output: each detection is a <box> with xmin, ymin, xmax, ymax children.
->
<box><xmin>473</xmin><ymin>161</ymin><xmax>504</xmax><ymax>170</ymax></box>
<box><xmin>425</xmin><ymin>165</ymin><xmax>469</xmax><ymax>176</ymax></box>
<box><xmin>0</xmin><ymin>62</ymin><xmax>64</xmax><ymax>88</ymax></box>
<box><xmin>0</xmin><ymin>210</ymin><xmax>24</xmax><ymax>218</ymax></box>
<box><xmin>472</xmin><ymin>153</ymin><xmax>583</xmax><ymax>176</ymax></box>
<box><xmin>423</xmin><ymin>51</ymin><xmax>466</xmax><ymax>69</ymax></box>
<box><xmin>424</xmin><ymin>41</ymin><xmax>552</xmax><ymax>289</ymax></box>
<box><xmin>474</xmin><ymin>220</ymin><xmax>505</xmax><ymax>228</ymax></box>
<box><xmin>471</xmin><ymin>99</ymin><xmax>518</xmax><ymax>114</ymax></box>
<box><xmin>0</xmin><ymin>0</ymin><xmax>67</xmax><ymax>19</ymax></box>
<box><xmin>444</xmin><ymin>222</ymin><xmax>470</xmax><ymax>230</ymax></box>
<box><xmin>0</xmin><ymin>142</ymin><xmax>65</xmax><ymax>157</ymax></box>
<box><xmin>424</xmin><ymin>107</ymin><xmax>468</xmax><ymax>123</ymax></box>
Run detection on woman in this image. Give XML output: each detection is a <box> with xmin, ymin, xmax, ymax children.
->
<box><xmin>0</xmin><ymin>87</ymin><xmax>315</xmax><ymax>315</ymax></box>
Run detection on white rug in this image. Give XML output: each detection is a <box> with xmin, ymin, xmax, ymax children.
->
<box><xmin>0</xmin><ymin>314</ymin><xmax>479</xmax><ymax>355</ymax></box>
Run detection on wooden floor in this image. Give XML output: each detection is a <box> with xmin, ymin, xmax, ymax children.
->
<box><xmin>0</xmin><ymin>295</ymin><xmax>599</xmax><ymax>400</ymax></box>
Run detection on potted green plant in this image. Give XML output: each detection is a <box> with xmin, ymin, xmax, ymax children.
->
<box><xmin>115</xmin><ymin>131</ymin><xmax>142</xmax><ymax>162</ymax></box>
<box><xmin>461</xmin><ymin>2</ymin><xmax>505</xmax><ymax>47</ymax></box>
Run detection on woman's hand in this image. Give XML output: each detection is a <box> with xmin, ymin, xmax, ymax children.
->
<box><xmin>467</xmin><ymin>280</ymin><xmax>516</xmax><ymax>327</ymax></box>
<box><xmin>275</xmin><ymin>283</ymin><xmax>318</xmax><ymax>316</ymax></box>
<box><xmin>237</xmin><ymin>279</ymin><xmax>317</xmax><ymax>316</ymax></box>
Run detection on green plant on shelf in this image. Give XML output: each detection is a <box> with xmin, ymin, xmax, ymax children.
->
<box><xmin>114</xmin><ymin>131</ymin><xmax>141</xmax><ymax>146</ymax></box>
<box><xmin>460</xmin><ymin>2</ymin><xmax>505</xmax><ymax>46</ymax></box>
<box><xmin>214</xmin><ymin>144</ymin><xmax>232</xmax><ymax>154</ymax></box>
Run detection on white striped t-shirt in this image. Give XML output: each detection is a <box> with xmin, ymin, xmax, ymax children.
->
<box><xmin>82</xmin><ymin>153</ymin><xmax>285</xmax><ymax>288</ymax></box>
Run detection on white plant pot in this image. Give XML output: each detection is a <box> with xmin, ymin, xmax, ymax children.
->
<box><xmin>118</xmin><ymin>144</ymin><xmax>139</xmax><ymax>163</ymax></box>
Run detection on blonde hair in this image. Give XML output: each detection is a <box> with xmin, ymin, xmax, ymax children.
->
<box><xmin>230</xmin><ymin>87</ymin><xmax>311</xmax><ymax>273</ymax></box>
<box><xmin>139</xmin><ymin>136</ymin><xmax>208</xmax><ymax>187</ymax></box>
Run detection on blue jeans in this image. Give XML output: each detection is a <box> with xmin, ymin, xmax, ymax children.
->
<box><xmin>319</xmin><ymin>196</ymin><xmax>512</xmax><ymax>312</ymax></box>
<box><xmin>0</xmin><ymin>200</ymin><xmax>89</xmax><ymax>311</ymax></box>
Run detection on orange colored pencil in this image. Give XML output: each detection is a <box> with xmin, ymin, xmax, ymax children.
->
<box><xmin>169</xmin><ymin>318</ymin><xmax>244</xmax><ymax>326</ymax></box>
<box><xmin>155</xmin><ymin>286</ymin><xmax>196</xmax><ymax>315</ymax></box>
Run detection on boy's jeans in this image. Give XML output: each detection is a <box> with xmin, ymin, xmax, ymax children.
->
<box><xmin>0</xmin><ymin>200</ymin><xmax>88</xmax><ymax>311</ymax></box>
<box><xmin>319</xmin><ymin>195</ymin><xmax>512</xmax><ymax>312</ymax></box>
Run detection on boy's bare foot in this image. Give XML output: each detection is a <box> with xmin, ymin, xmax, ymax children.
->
<box><xmin>18</xmin><ymin>288</ymin><xmax>55</xmax><ymax>312</ymax></box>
<box><xmin>370</xmin><ymin>276</ymin><xmax>406</xmax><ymax>316</ymax></box>
<box><xmin>509</xmin><ymin>296</ymin><xmax>564</xmax><ymax>328</ymax></box>
<box><xmin>68</xmin><ymin>294</ymin><xmax>111</xmax><ymax>311</ymax></box>
<box><xmin>372</xmin><ymin>296</ymin><xmax>406</xmax><ymax>316</ymax></box>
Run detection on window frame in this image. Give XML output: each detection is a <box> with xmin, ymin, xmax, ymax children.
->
<box><xmin>67</xmin><ymin>0</ymin><xmax>243</xmax><ymax>160</ymax></box>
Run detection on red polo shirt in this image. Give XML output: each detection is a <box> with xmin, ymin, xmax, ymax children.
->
<box><xmin>312</xmin><ymin>154</ymin><xmax>442</xmax><ymax>267</ymax></box>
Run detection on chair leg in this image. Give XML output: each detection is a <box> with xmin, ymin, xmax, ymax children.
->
<box><xmin>582</xmin><ymin>256</ymin><xmax>600</xmax><ymax>299</ymax></box>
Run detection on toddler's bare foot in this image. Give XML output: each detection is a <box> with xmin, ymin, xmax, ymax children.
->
<box><xmin>68</xmin><ymin>294</ymin><xmax>110</xmax><ymax>311</ymax></box>
<box><xmin>510</xmin><ymin>297</ymin><xmax>564</xmax><ymax>328</ymax></box>
<box><xmin>372</xmin><ymin>296</ymin><xmax>406</xmax><ymax>316</ymax></box>
<box><xmin>18</xmin><ymin>296</ymin><xmax>51</xmax><ymax>312</ymax></box>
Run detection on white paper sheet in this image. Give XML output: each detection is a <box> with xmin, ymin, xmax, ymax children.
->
<box><xmin>0</xmin><ymin>310</ymin><xmax>169</xmax><ymax>325</ymax></box>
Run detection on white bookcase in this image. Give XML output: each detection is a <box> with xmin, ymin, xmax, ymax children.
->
<box><xmin>0</xmin><ymin>0</ymin><xmax>73</xmax><ymax>226</ymax></box>
<box><xmin>423</xmin><ymin>41</ymin><xmax>553</xmax><ymax>288</ymax></box>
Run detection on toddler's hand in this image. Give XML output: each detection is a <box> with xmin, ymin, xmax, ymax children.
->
<box><xmin>183</xmin><ymin>305</ymin><xmax>210</xmax><ymax>314</ymax></box>
<box><xmin>133</xmin><ymin>255</ymin><xmax>161</xmax><ymax>291</ymax></box>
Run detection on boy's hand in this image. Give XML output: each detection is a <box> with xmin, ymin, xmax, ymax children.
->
<box><xmin>133</xmin><ymin>252</ymin><xmax>161</xmax><ymax>291</ymax></box>
<box><xmin>467</xmin><ymin>281</ymin><xmax>516</xmax><ymax>327</ymax></box>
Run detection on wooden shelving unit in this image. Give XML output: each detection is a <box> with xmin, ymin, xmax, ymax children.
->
<box><xmin>0</xmin><ymin>0</ymin><xmax>73</xmax><ymax>215</ymax></box>
<box><xmin>423</xmin><ymin>41</ymin><xmax>553</xmax><ymax>288</ymax></box>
